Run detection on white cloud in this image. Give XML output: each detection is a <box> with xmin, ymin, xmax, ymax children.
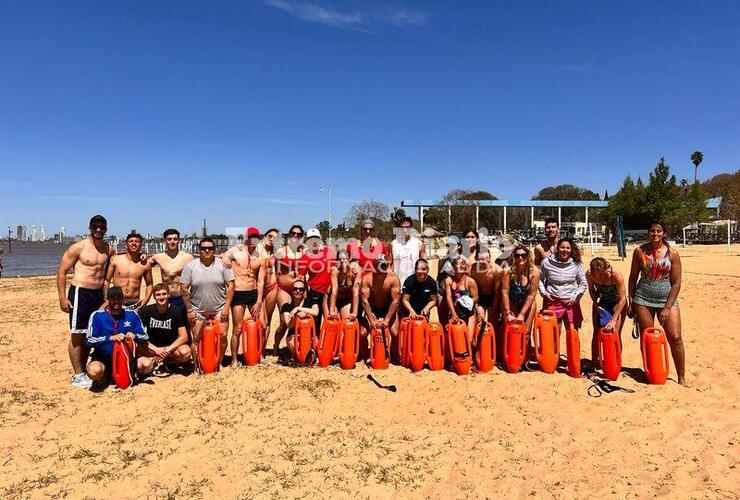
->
<box><xmin>260</xmin><ymin>0</ymin><xmax>428</xmax><ymax>31</ymax></box>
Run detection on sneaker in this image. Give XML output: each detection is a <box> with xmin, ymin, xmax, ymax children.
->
<box><xmin>71</xmin><ymin>372</ymin><xmax>94</xmax><ymax>389</ymax></box>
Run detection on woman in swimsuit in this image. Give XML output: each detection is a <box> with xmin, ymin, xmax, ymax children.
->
<box><xmin>437</xmin><ymin>235</ymin><xmax>462</xmax><ymax>325</ymax></box>
<box><xmin>272</xmin><ymin>225</ymin><xmax>307</xmax><ymax>353</ymax></box>
<box><xmin>443</xmin><ymin>257</ymin><xmax>479</xmax><ymax>342</ymax></box>
<box><xmin>463</xmin><ymin>229</ymin><xmax>480</xmax><ymax>265</ymax></box>
<box><xmin>628</xmin><ymin>220</ymin><xmax>686</xmax><ymax>385</ymax></box>
<box><xmin>328</xmin><ymin>249</ymin><xmax>360</xmax><ymax>320</ymax></box>
<box><xmin>257</xmin><ymin>228</ymin><xmax>280</xmax><ymax>350</ymax></box>
<box><xmin>586</xmin><ymin>257</ymin><xmax>627</xmax><ymax>371</ymax></box>
<box><xmin>501</xmin><ymin>245</ymin><xmax>540</xmax><ymax>358</ymax></box>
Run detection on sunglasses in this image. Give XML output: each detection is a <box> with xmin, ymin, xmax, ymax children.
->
<box><xmin>514</xmin><ymin>253</ymin><xmax>527</xmax><ymax>259</ymax></box>
<box><xmin>362</xmin><ymin>227</ymin><xmax>374</xmax><ymax>231</ymax></box>
<box><xmin>91</xmin><ymin>225</ymin><xmax>106</xmax><ymax>231</ymax></box>
<box><xmin>200</xmin><ymin>247</ymin><xmax>215</xmax><ymax>252</ymax></box>
<box><xmin>292</xmin><ymin>287</ymin><xmax>306</xmax><ymax>292</ymax></box>
<box><xmin>289</xmin><ymin>232</ymin><xmax>303</xmax><ymax>238</ymax></box>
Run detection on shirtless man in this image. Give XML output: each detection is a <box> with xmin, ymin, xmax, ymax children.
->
<box><xmin>148</xmin><ymin>229</ymin><xmax>194</xmax><ymax>313</ymax></box>
<box><xmin>361</xmin><ymin>254</ymin><xmax>401</xmax><ymax>346</ymax></box>
<box><xmin>222</xmin><ymin>227</ymin><xmax>266</xmax><ymax>367</ymax></box>
<box><xmin>56</xmin><ymin>215</ymin><xmax>116</xmax><ymax>388</ymax></box>
<box><xmin>470</xmin><ymin>249</ymin><xmax>502</xmax><ymax>323</ymax></box>
<box><xmin>534</xmin><ymin>218</ymin><xmax>560</xmax><ymax>266</ymax></box>
<box><xmin>105</xmin><ymin>233</ymin><xmax>153</xmax><ymax>310</ymax></box>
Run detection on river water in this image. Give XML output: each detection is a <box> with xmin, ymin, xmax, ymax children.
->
<box><xmin>0</xmin><ymin>241</ymin><xmax>67</xmax><ymax>277</ymax></box>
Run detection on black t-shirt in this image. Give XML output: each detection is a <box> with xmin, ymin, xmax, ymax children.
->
<box><xmin>280</xmin><ymin>295</ymin><xmax>320</xmax><ymax>316</ymax></box>
<box><xmin>138</xmin><ymin>304</ymin><xmax>185</xmax><ymax>347</ymax></box>
<box><xmin>402</xmin><ymin>275</ymin><xmax>438</xmax><ymax>315</ymax></box>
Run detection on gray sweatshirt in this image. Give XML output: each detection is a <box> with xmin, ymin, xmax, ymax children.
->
<box><xmin>538</xmin><ymin>254</ymin><xmax>587</xmax><ymax>301</ymax></box>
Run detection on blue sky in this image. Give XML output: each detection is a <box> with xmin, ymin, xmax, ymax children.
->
<box><xmin>1</xmin><ymin>0</ymin><xmax>738</xmax><ymax>236</ymax></box>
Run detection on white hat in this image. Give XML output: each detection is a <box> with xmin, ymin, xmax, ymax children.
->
<box><xmin>305</xmin><ymin>228</ymin><xmax>321</xmax><ymax>240</ymax></box>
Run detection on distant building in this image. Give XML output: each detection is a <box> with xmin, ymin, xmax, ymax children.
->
<box><xmin>30</xmin><ymin>225</ymin><xmax>37</xmax><ymax>242</ymax></box>
<box><xmin>16</xmin><ymin>225</ymin><xmax>27</xmax><ymax>241</ymax></box>
<box><xmin>40</xmin><ymin>224</ymin><xmax>46</xmax><ymax>241</ymax></box>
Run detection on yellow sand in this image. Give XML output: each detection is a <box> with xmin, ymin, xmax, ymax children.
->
<box><xmin>0</xmin><ymin>244</ymin><xmax>738</xmax><ymax>498</ymax></box>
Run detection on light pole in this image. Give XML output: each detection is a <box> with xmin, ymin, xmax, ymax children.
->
<box><xmin>319</xmin><ymin>186</ymin><xmax>332</xmax><ymax>243</ymax></box>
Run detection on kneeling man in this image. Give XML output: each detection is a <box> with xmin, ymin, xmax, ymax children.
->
<box><xmin>85</xmin><ymin>286</ymin><xmax>149</xmax><ymax>385</ymax></box>
<box><xmin>137</xmin><ymin>283</ymin><xmax>191</xmax><ymax>373</ymax></box>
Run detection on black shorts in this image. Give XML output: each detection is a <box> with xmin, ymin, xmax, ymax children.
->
<box><xmin>479</xmin><ymin>293</ymin><xmax>494</xmax><ymax>308</ymax></box>
<box><xmin>371</xmin><ymin>306</ymin><xmax>390</xmax><ymax>320</ymax></box>
<box><xmin>233</xmin><ymin>289</ymin><xmax>258</xmax><ymax>306</ymax></box>
<box><xmin>336</xmin><ymin>294</ymin><xmax>353</xmax><ymax>311</ymax></box>
<box><xmin>68</xmin><ymin>286</ymin><xmax>105</xmax><ymax>335</ymax></box>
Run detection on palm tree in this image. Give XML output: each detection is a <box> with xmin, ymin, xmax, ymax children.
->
<box><xmin>691</xmin><ymin>150</ymin><xmax>703</xmax><ymax>183</ymax></box>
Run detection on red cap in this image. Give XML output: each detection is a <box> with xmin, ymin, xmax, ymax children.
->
<box><xmin>245</xmin><ymin>227</ymin><xmax>260</xmax><ymax>238</ymax></box>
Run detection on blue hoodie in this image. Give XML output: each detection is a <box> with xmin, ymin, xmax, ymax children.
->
<box><xmin>86</xmin><ymin>309</ymin><xmax>148</xmax><ymax>360</ymax></box>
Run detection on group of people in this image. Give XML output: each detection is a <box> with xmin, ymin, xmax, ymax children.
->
<box><xmin>57</xmin><ymin>214</ymin><xmax>686</xmax><ymax>389</ymax></box>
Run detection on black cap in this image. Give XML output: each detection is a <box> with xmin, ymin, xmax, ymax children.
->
<box><xmin>89</xmin><ymin>214</ymin><xmax>107</xmax><ymax>226</ymax></box>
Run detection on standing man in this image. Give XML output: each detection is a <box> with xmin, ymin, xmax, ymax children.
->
<box><xmin>148</xmin><ymin>229</ymin><xmax>194</xmax><ymax>314</ymax></box>
<box><xmin>137</xmin><ymin>283</ymin><xmax>192</xmax><ymax>372</ymax></box>
<box><xmin>391</xmin><ymin>216</ymin><xmax>426</xmax><ymax>285</ymax></box>
<box><xmin>534</xmin><ymin>218</ymin><xmax>560</xmax><ymax>266</ymax></box>
<box><xmin>105</xmin><ymin>232</ymin><xmax>153</xmax><ymax>310</ymax></box>
<box><xmin>222</xmin><ymin>227</ymin><xmax>265</xmax><ymax>368</ymax></box>
<box><xmin>56</xmin><ymin>215</ymin><xmax>116</xmax><ymax>388</ymax></box>
<box><xmin>181</xmin><ymin>237</ymin><xmax>235</xmax><ymax>372</ymax></box>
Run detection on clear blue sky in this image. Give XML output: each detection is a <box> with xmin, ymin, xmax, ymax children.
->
<box><xmin>1</xmin><ymin>0</ymin><xmax>738</xmax><ymax>236</ymax></box>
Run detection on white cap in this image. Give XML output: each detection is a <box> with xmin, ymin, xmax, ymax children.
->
<box><xmin>306</xmin><ymin>228</ymin><xmax>321</xmax><ymax>240</ymax></box>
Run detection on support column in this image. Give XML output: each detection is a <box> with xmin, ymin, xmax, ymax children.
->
<box><xmin>503</xmin><ymin>206</ymin><xmax>508</xmax><ymax>234</ymax></box>
<box><xmin>419</xmin><ymin>206</ymin><xmax>424</xmax><ymax>233</ymax></box>
<box><xmin>558</xmin><ymin>206</ymin><xmax>562</xmax><ymax>227</ymax></box>
<box><xmin>531</xmin><ymin>206</ymin><xmax>534</xmax><ymax>229</ymax></box>
<box><xmin>475</xmin><ymin>206</ymin><xmax>479</xmax><ymax>231</ymax></box>
<box><xmin>585</xmin><ymin>206</ymin><xmax>589</xmax><ymax>227</ymax></box>
<box><xmin>447</xmin><ymin>206</ymin><xmax>451</xmax><ymax>234</ymax></box>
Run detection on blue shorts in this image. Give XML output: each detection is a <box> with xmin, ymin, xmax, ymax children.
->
<box><xmin>170</xmin><ymin>296</ymin><xmax>186</xmax><ymax>311</ymax></box>
<box><xmin>68</xmin><ymin>286</ymin><xmax>105</xmax><ymax>335</ymax></box>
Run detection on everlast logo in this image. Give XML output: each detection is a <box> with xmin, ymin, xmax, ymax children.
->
<box><xmin>149</xmin><ymin>317</ymin><xmax>172</xmax><ymax>330</ymax></box>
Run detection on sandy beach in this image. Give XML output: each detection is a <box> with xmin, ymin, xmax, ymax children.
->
<box><xmin>0</xmin><ymin>244</ymin><xmax>738</xmax><ymax>499</ymax></box>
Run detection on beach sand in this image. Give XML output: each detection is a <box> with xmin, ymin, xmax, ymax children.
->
<box><xmin>0</xmin><ymin>244</ymin><xmax>738</xmax><ymax>498</ymax></box>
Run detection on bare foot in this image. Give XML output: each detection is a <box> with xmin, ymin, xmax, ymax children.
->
<box><xmin>678</xmin><ymin>377</ymin><xmax>690</xmax><ymax>387</ymax></box>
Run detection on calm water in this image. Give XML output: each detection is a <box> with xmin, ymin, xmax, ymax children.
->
<box><xmin>0</xmin><ymin>241</ymin><xmax>67</xmax><ymax>277</ymax></box>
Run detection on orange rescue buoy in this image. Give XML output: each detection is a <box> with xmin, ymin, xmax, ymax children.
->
<box><xmin>317</xmin><ymin>315</ymin><xmax>341</xmax><ymax>367</ymax></box>
<box><xmin>446</xmin><ymin>319</ymin><xmax>472</xmax><ymax>375</ymax></box>
<box><xmin>641</xmin><ymin>326</ymin><xmax>670</xmax><ymax>384</ymax></box>
<box><xmin>112</xmin><ymin>339</ymin><xmax>136</xmax><ymax>389</ymax></box>
<box><xmin>338</xmin><ymin>318</ymin><xmax>360</xmax><ymax>370</ymax></box>
<box><xmin>474</xmin><ymin>321</ymin><xmax>496</xmax><ymax>373</ymax></box>
<box><xmin>293</xmin><ymin>316</ymin><xmax>316</xmax><ymax>365</ymax></box>
<box><xmin>241</xmin><ymin>318</ymin><xmax>264</xmax><ymax>367</ymax></box>
<box><xmin>407</xmin><ymin>317</ymin><xmax>428</xmax><ymax>372</ymax></box>
<box><xmin>597</xmin><ymin>327</ymin><xmax>622</xmax><ymax>380</ymax></box>
<box><xmin>198</xmin><ymin>319</ymin><xmax>221</xmax><ymax>374</ymax></box>
<box><xmin>370</xmin><ymin>325</ymin><xmax>391</xmax><ymax>369</ymax></box>
<box><xmin>566</xmin><ymin>325</ymin><xmax>581</xmax><ymax>378</ymax></box>
<box><xmin>503</xmin><ymin>320</ymin><xmax>527</xmax><ymax>374</ymax></box>
<box><xmin>534</xmin><ymin>311</ymin><xmax>559</xmax><ymax>374</ymax></box>
<box><xmin>426</xmin><ymin>322</ymin><xmax>445</xmax><ymax>371</ymax></box>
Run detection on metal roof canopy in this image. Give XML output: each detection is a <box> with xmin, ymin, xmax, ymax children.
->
<box><xmin>401</xmin><ymin>199</ymin><xmax>607</xmax><ymax>208</ymax></box>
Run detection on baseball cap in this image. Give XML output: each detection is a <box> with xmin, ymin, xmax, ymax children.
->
<box><xmin>361</xmin><ymin>219</ymin><xmax>375</xmax><ymax>228</ymax></box>
<box><xmin>306</xmin><ymin>228</ymin><xmax>321</xmax><ymax>240</ymax></box>
<box><xmin>245</xmin><ymin>227</ymin><xmax>260</xmax><ymax>238</ymax></box>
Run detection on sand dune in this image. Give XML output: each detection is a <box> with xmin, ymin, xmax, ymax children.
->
<box><xmin>0</xmin><ymin>245</ymin><xmax>738</xmax><ymax>498</ymax></box>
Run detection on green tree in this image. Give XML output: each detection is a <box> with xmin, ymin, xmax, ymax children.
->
<box><xmin>344</xmin><ymin>200</ymin><xmax>391</xmax><ymax>228</ymax></box>
<box><xmin>316</xmin><ymin>220</ymin><xmax>331</xmax><ymax>239</ymax></box>
<box><xmin>702</xmin><ymin>170</ymin><xmax>740</xmax><ymax>220</ymax></box>
<box><xmin>644</xmin><ymin>157</ymin><xmax>681</xmax><ymax>223</ymax></box>
<box><xmin>389</xmin><ymin>207</ymin><xmax>408</xmax><ymax>226</ymax></box>
<box><xmin>532</xmin><ymin>184</ymin><xmax>600</xmax><ymax>221</ymax></box>
<box><xmin>691</xmin><ymin>150</ymin><xmax>703</xmax><ymax>184</ymax></box>
<box><xmin>423</xmin><ymin>189</ymin><xmax>498</xmax><ymax>234</ymax></box>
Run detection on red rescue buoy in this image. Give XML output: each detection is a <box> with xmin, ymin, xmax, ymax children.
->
<box><xmin>566</xmin><ymin>324</ymin><xmax>581</xmax><ymax>378</ymax></box>
<box><xmin>503</xmin><ymin>320</ymin><xmax>527</xmax><ymax>374</ymax></box>
<box><xmin>369</xmin><ymin>325</ymin><xmax>391</xmax><ymax>370</ymax></box>
<box><xmin>597</xmin><ymin>327</ymin><xmax>622</xmax><ymax>380</ymax></box>
<box><xmin>446</xmin><ymin>319</ymin><xmax>472</xmax><ymax>375</ymax></box>
<box><xmin>241</xmin><ymin>318</ymin><xmax>264</xmax><ymax>367</ymax></box>
<box><xmin>293</xmin><ymin>316</ymin><xmax>316</xmax><ymax>365</ymax></box>
<box><xmin>407</xmin><ymin>317</ymin><xmax>428</xmax><ymax>372</ymax></box>
<box><xmin>198</xmin><ymin>320</ymin><xmax>221</xmax><ymax>374</ymax></box>
<box><xmin>474</xmin><ymin>321</ymin><xmax>496</xmax><ymax>373</ymax></box>
<box><xmin>426</xmin><ymin>322</ymin><xmax>445</xmax><ymax>371</ymax></box>
<box><xmin>534</xmin><ymin>311</ymin><xmax>559</xmax><ymax>374</ymax></box>
<box><xmin>112</xmin><ymin>339</ymin><xmax>136</xmax><ymax>389</ymax></box>
<box><xmin>338</xmin><ymin>318</ymin><xmax>360</xmax><ymax>370</ymax></box>
<box><xmin>398</xmin><ymin>317</ymin><xmax>411</xmax><ymax>367</ymax></box>
<box><xmin>317</xmin><ymin>316</ymin><xmax>341</xmax><ymax>367</ymax></box>
<box><xmin>641</xmin><ymin>326</ymin><xmax>670</xmax><ymax>384</ymax></box>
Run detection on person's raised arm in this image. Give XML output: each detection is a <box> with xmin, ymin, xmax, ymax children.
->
<box><xmin>57</xmin><ymin>244</ymin><xmax>80</xmax><ymax>312</ymax></box>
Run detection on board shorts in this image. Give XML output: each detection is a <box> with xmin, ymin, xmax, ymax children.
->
<box><xmin>233</xmin><ymin>289</ymin><xmax>258</xmax><ymax>306</ymax></box>
<box><xmin>478</xmin><ymin>293</ymin><xmax>494</xmax><ymax>308</ymax></box>
<box><xmin>68</xmin><ymin>285</ymin><xmax>105</xmax><ymax>335</ymax></box>
<box><xmin>123</xmin><ymin>299</ymin><xmax>139</xmax><ymax>310</ymax></box>
<box><xmin>194</xmin><ymin>308</ymin><xmax>226</xmax><ymax>322</ymax></box>
<box><xmin>543</xmin><ymin>297</ymin><xmax>583</xmax><ymax>329</ymax></box>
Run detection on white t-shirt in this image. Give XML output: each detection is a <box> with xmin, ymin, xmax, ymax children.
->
<box><xmin>392</xmin><ymin>237</ymin><xmax>422</xmax><ymax>285</ymax></box>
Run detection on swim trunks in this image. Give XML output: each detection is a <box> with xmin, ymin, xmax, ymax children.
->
<box><xmin>478</xmin><ymin>293</ymin><xmax>494</xmax><ymax>308</ymax></box>
<box><xmin>233</xmin><ymin>289</ymin><xmax>258</xmax><ymax>306</ymax></box>
<box><xmin>123</xmin><ymin>299</ymin><xmax>139</xmax><ymax>310</ymax></box>
<box><xmin>67</xmin><ymin>285</ymin><xmax>105</xmax><ymax>335</ymax></box>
